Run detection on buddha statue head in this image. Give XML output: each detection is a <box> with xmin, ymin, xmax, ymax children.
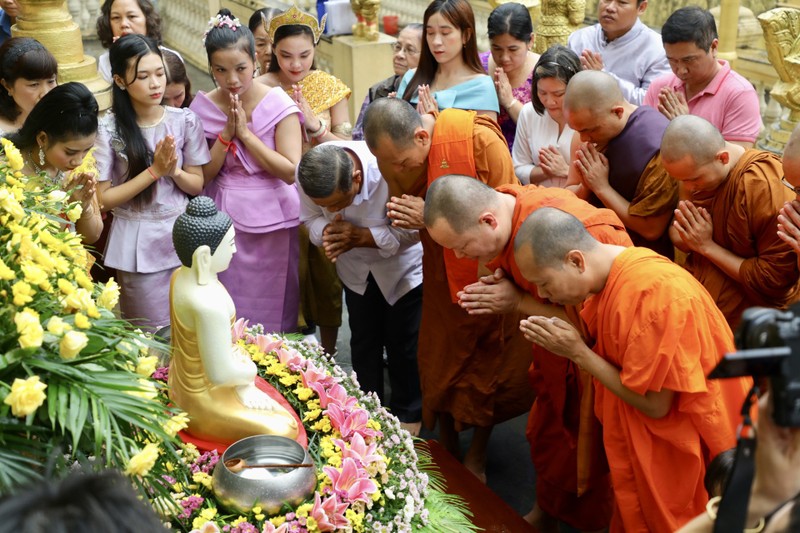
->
<box><xmin>173</xmin><ymin>196</ymin><xmax>236</xmax><ymax>285</ymax></box>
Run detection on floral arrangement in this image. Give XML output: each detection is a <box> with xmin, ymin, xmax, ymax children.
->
<box><xmin>152</xmin><ymin>323</ymin><xmax>478</xmax><ymax>533</ymax></box>
<box><xmin>0</xmin><ymin>139</ymin><xmax>186</xmax><ymax>497</ymax></box>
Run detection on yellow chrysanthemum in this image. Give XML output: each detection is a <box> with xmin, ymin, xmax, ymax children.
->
<box><xmin>269</xmin><ymin>516</ymin><xmax>286</xmax><ymax>527</ymax></box>
<box><xmin>125</xmin><ymin>442</ymin><xmax>160</xmax><ymax>477</ymax></box>
<box><xmin>295</xmin><ymin>386</ymin><xmax>313</xmax><ymax>401</ymax></box>
<box><xmin>97</xmin><ymin>278</ymin><xmax>120</xmax><ymax>310</ymax></box>
<box><xmin>192</xmin><ymin>471</ymin><xmax>213</xmax><ymax>490</ymax></box>
<box><xmin>127</xmin><ymin>379</ymin><xmax>157</xmax><ymax>400</ymax></box>
<box><xmin>11</xmin><ymin>280</ymin><xmax>35</xmax><ymax>306</ymax></box>
<box><xmin>164</xmin><ymin>412</ymin><xmax>190</xmax><ymax>437</ymax></box>
<box><xmin>135</xmin><ymin>355</ymin><xmax>159</xmax><ymax>377</ymax></box>
<box><xmin>3</xmin><ymin>375</ymin><xmax>47</xmax><ymax>417</ymax></box>
<box><xmin>14</xmin><ymin>308</ymin><xmax>43</xmax><ymax>349</ymax></box>
<box><xmin>0</xmin><ymin>257</ymin><xmax>15</xmax><ymax>280</ymax></box>
<box><xmin>59</xmin><ymin>330</ymin><xmax>89</xmax><ymax>360</ymax></box>
<box><xmin>46</xmin><ymin>316</ymin><xmax>71</xmax><ymax>335</ymax></box>
<box><xmin>74</xmin><ymin>312</ymin><xmax>91</xmax><ymax>329</ymax></box>
<box><xmin>57</xmin><ymin>278</ymin><xmax>76</xmax><ymax>295</ymax></box>
<box><xmin>72</xmin><ymin>268</ymin><xmax>93</xmax><ymax>290</ymax></box>
<box><xmin>1</xmin><ymin>137</ymin><xmax>24</xmax><ymax>170</ymax></box>
<box><xmin>20</xmin><ymin>261</ymin><xmax>50</xmax><ymax>290</ymax></box>
<box><xmin>65</xmin><ymin>205</ymin><xmax>83</xmax><ymax>223</ymax></box>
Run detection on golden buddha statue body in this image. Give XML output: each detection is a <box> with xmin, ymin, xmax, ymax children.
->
<box><xmin>168</xmin><ymin>197</ymin><xmax>298</xmax><ymax>445</ymax></box>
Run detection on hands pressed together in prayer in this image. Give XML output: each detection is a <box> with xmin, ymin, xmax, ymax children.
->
<box><xmin>777</xmin><ymin>200</ymin><xmax>800</xmax><ymax>255</ymax></box>
<box><xmin>65</xmin><ymin>171</ymin><xmax>97</xmax><ymax>210</ymax></box>
<box><xmin>292</xmin><ymin>85</ymin><xmax>321</xmax><ymax>132</ymax></box>
<box><xmin>457</xmin><ymin>269</ymin><xmax>523</xmax><ymax>315</ymax></box>
<box><xmin>519</xmin><ymin>315</ymin><xmax>586</xmax><ymax>359</ymax></box>
<box><xmin>322</xmin><ymin>214</ymin><xmax>371</xmax><ymax>262</ymax></box>
<box><xmin>580</xmin><ymin>50</ymin><xmax>605</xmax><ymax>71</ymax></box>
<box><xmin>493</xmin><ymin>68</ymin><xmax>515</xmax><ymax>110</ymax></box>
<box><xmin>152</xmin><ymin>135</ymin><xmax>178</xmax><ymax>178</ymax></box>
<box><xmin>538</xmin><ymin>145</ymin><xmax>569</xmax><ymax>181</ymax></box>
<box><xmin>672</xmin><ymin>200</ymin><xmax>714</xmax><ymax>254</ymax></box>
<box><xmin>657</xmin><ymin>87</ymin><xmax>690</xmax><ymax>120</ymax></box>
<box><xmin>416</xmin><ymin>85</ymin><xmax>439</xmax><ymax>115</ymax></box>
<box><xmin>387</xmin><ymin>194</ymin><xmax>424</xmax><ymax>229</ymax></box>
<box><xmin>573</xmin><ymin>142</ymin><xmax>610</xmax><ymax>194</ymax></box>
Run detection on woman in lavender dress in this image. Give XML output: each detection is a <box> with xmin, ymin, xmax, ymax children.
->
<box><xmin>96</xmin><ymin>35</ymin><xmax>208</xmax><ymax>331</ymax></box>
<box><xmin>189</xmin><ymin>10</ymin><xmax>302</xmax><ymax>333</ymax></box>
<box><xmin>479</xmin><ymin>2</ymin><xmax>539</xmax><ymax>148</ymax></box>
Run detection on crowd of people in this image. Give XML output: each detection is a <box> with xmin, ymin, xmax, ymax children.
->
<box><xmin>1</xmin><ymin>0</ymin><xmax>800</xmax><ymax>530</ymax></box>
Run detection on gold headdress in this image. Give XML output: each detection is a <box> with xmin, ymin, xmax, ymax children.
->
<box><xmin>268</xmin><ymin>5</ymin><xmax>327</xmax><ymax>45</ymax></box>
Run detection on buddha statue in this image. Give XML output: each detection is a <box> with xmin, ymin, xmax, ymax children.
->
<box><xmin>168</xmin><ymin>196</ymin><xmax>299</xmax><ymax>444</ymax></box>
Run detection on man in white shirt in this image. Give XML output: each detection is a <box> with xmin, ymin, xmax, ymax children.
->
<box><xmin>568</xmin><ymin>0</ymin><xmax>670</xmax><ymax>105</ymax></box>
<box><xmin>296</xmin><ymin>141</ymin><xmax>424</xmax><ymax>434</ymax></box>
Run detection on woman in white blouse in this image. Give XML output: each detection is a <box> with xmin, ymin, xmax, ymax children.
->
<box><xmin>512</xmin><ymin>45</ymin><xmax>580</xmax><ymax>187</ymax></box>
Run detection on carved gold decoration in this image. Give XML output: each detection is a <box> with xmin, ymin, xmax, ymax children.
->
<box><xmin>758</xmin><ymin>7</ymin><xmax>800</xmax><ymax>152</ymax></box>
<box><xmin>530</xmin><ymin>0</ymin><xmax>584</xmax><ymax>54</ymax></box>
<box><xmin>269</xmin><ymin>5</ymin><xmax>327</xmax><ymax>44</ymax></box>
<box><xmin>351</xmin><ymin>0</ymin><xmax>380</xmax><ymax>41</ymax></box>
<box><xmin>15</xmin><ymin>0</ymin><xmax>111</xmax><ymax>111</ymax></box>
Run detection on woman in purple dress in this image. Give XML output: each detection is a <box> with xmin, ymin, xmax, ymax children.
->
<box><xmin>479</xmin><ymin>2</ymin><xmax>539</xmax><ymax>148</ymax></box>
<box><xmin>96</xmin><ymin>35</ymin><xmax>209</xmax><ymax>331</ymax></box>
<box><xmin>189</xmin><ymin>9</ymin><xmax>303</xmax><ymax>333</ymax></box>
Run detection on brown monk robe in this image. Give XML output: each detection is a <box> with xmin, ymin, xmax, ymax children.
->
<box><xmin>363</xmin><ymin>98</ymin><xmax>533</xmax><ymax>480</ymax></box>
<box><xmin>424</xmin><ymin>177</ymin><xmax>630</xmax><ymax>531</ymax></box>
<box><xmin>663</xmin><ymin>116</ymin><xmax>800</xmax><ymax>329</ymax></box>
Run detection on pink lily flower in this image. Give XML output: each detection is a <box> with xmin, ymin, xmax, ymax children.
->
<box><xmin>310</xmin><ymin>492</ymin><xmax>350</xmax><ymax>532</ymax></box>
<box><xmin>325</xmin><ymin>404</ymin><xmax>381</xmax><ymax>440</ymax></box>
<box><xmin>301</xmin><ymin>360</ymin><xmax>336</xmax><ymax>389</ymax></box>
<box><xmin>311</xmin><ymin>383</ymin><xmax>357</xmax><ymax>410</ymax></box>
<box><xmin>230</xmin><ymin>317</ymin><xmax>249</xmax><ymax>342</ymax></box>
<box><xmin>333</xmin><ymin>432</ymin><xmax>381</xmax><ymax>469</ymax></box>
<box><xmin>261</xmin><ymin>522</ymin><xmax>289</xmax><ymax>533</ymax></box>
<box><xmin>251</xmin><ymin>333</ymin><xmax>284</xmax><ymax>355</ymax></box>
<box><xmin>275</xmin><ymin>346</ymin><xmax>305</xmax><ymax>370</ymax></box>
<box><xmin>323</xmin><ymin>457</ymin><xmax>378</xmax><ymax>504</ymax></box>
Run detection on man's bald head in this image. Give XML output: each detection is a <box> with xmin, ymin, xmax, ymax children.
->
<box><xmin>362</xmin><ymin>97</ymin><xmax>422</xmax><ymax>151</ymax></box>
<box><xmin>784</xmin><ymin>123</ymin><xmax>800</xmax><ymax>188</ymax></box>
<box><xmin>564</xmin><ymin>70</ymin><xmax>624</xmax><ymax>114</ymax></box>
<box><xmin>424</xmin><ymin>175</ymin><xmax>500</xmax><ymax>233</ymax></box>
<box><xmin>514</xmin><ymin>207</ymin><xmax>599</xmax><ymax>269</ymax></box>
<box><xmin>661</xmin><ymin>115</ymin><xmax>725</xmax><ymax>166</ymax></box>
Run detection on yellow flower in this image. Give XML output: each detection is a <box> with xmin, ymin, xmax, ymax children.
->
<box><xmin>269</xmin><ymin>516</ymin><xmax>286</xmax><ymax>527</ymax></box>
<box><xmin>192</xmin><ymin>471</ymin><xmax>213</xmax><ymax>489</ymax></box>
<box><xmin>279</xmin><ymin>374</ymin><xmax>300</xmax><ymax>387</ymax></box>
<box><xmin>311</xmin><ymin>416</ymin><xmax>332</xmax><ymax>433</ymax></box>
<box><xmin>135</xmin><ymin>355</ymin><xmax>159</xmax><ymax>377</ymax></box>
<box><xmin>345</xmin><ymin>509</ymin><xmax>365</xmax><ymax>532</ymax></box>
<box><xmin>295</xmin><ymin>503</ymin><xmax>313</xmax><ymax>517</ymax></box>
<box><xmin>47</xmin><ymin>189</ymin><xmax>68</xmax><ymax>203</ymax></box>
<box><xmin>97</xmin><ymin>279</ymin><xmax>121</xmax><ymax>311</ymax></box>
<box><xmin>12</xmin><ymin>280</ymin><xmax>35</xmax><ymax>306</ymax></box>
<box><xmin>191</xmin><ymin>507</ymin><xmax>218</xmax><ymax>530</ymax></box>
<box><xmin>66</xmin><ymin>204</ymin><xmax>83</xmax><ymax>223</ymax></box>
<box><xmin>4</xmin><ymin>375</ymin><xmax>47</xmax><ymax>417</ymax></box>
<box><xmin>20</xmin><ymin>261</ymin><xmax>50</xmax><ymax>290</ymax></box>
<box><xmin>127</xmin><ymin>379</ymin><xmax>158</xmax><ymax>400</ymax></box>
<box><xmin>125</xmin><ymin>442</ymin><xmax>160</xmax><ymax>477</ymax></box>
<box><xmin>58</xmin><ymin>278</ymin><xmax>76</xmax><ymax>295</ymax></box>
<box><xmin>0</xmin><ymin>257</ymin><xmax>14</xmax><ymax>280</ymax></box>
<box><xmin>303</xmin><ymin>409</ymin><xmax>321</xmax><ymax>422</ymax></box>
<box><xmin>164</xmin><ymin>412</ymin><xmax>190</xmax><ymax>437</ymax></box>
<box><xmin>295</xmin><ymin>386</ymin><xmax>313</xmax><ymax>401</ymax></box>
<box><xmin>306</xmin><ymin>517</ymin><xmax>318</xmax><ymax>530</ymax></box>
<box><xmin>71</xmin><ymin>148</ymin><xmax>96</xmax><ymax>175</ymax></box>
<box><xmin>14</xmin><ymin>308</ymin><xmax>43</xmax><ymax>349</ymax></box>
<box><xmin>232</xmin><ymin>517</ymin><xmax>247</xmax><ymax>526</ymax></box>
<box><xmin>73</xmin><ymin>268</ymin><xmax>93</xmax><ymax>291</ymax></box>
<box><xmin>1</xmin><ymin>137</ymin><xmax>24</xmax><ymax>170</ymax></box>
<box><xmin>74</xmin><ymin>312</ymin><xmax>91</xmax><ymax>329</ymax></box>
<box><xmin>47</xmin><ymin>316</ymin><xmax>71</xmax><ymax>335</ymax></box>
<box><xmin>63</xmin><ymin>287</ymin><xmax>95</xmax><ymax>313</ymax></box>
<box><xmin>0</xmin><ymin>188</ymin><xmax>25</xmax><ymax>220</ymax></box>
<box><xmin>59</xmin><ymin>330</ymin><xmax>89</xmax><ymax>360</ymax></box>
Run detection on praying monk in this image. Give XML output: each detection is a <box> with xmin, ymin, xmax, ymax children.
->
<box><xmin>777</xmin><ymin>124</ymin><xmax>800</xmax><ymax>258</ymax></box>
<box><xmin>424</xmin><ymin>175</ymin><xmax>632</xmax><ymax>532</ymax></box>
<box><xmin>564</xmin><ymin>70</ymin><xmax>678</xmax><ymax>259</ymax></box>
<box><xmin>362</xmin><ymin>98</ymin><xmax>533</xmax><ymax>481</ymax></box>
<box><xmin>513</xmin><ymin>207</ymin><xmax>753</xmax><ymax>533</ymax></box>
<box><xmin>662</xmin><ymin>115</ymin><xmax>800</xmax><ymax>329</ymax></box>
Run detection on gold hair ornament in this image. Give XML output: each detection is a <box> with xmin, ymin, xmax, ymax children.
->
<box><xmin>268</xmin><ymin>5</ymin><xmax>327</xmax><ymax>45</ymax></box>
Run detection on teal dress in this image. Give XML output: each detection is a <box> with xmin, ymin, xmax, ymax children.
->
<box><xmin>396</xmin><ymin>70</ymin><xmax>500</xmax><ymax>114</ymax></box>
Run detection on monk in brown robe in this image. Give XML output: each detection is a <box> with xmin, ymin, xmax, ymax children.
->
<box><xmin>564</xmin><ymin>70</ymin><xmax>678</xmax><ymax>259</ymax></box>
<box><xmin>424</xmin><ymin>175</ymin><xmax>632</xmax><ymax>532</ymax></box>
<box><xmin>662</xmin><ymin>115</ymin><xmax>800</xmax><ymax>329</ymax></box>
<box><xmin>777</xmin><ymin>124</ymin><xmax>800</xmax><ymax>257</ymax></box>
<box><xmin>514</xmin><ymin>207</ymin><xmax>752</xmax><ymax>533</ymax></box>
<box><xmin>362</xmin><ymin>98</ymin><xmax>533</xmax><ymax>481</ymax></box>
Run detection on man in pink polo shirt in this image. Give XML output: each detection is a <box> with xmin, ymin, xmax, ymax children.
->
<box><xmin>643</xmin><ymin>6</ymin><xmax>762</xmax><ymax>148</ymax></box>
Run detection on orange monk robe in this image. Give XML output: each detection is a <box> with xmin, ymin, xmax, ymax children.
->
<box><xmin>683</xmin><ymin>150</ymin><xmax>800</xmax><ymax>330</ymax></box>
<box><xmin>417</xmin><ymin>109</ymin><xmax>534</xmax><ymax>430</ymax></box>
<box><xmin>580</xmin><ymin>247</ymin><xmax>753</xmax><ymax>533</ymax></box>
<box><xmin>485</xmin><ymin>184</ymin><xmax>632</xmax><ymax>530</ymax></box>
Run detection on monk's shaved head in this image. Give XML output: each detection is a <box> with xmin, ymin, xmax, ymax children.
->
<box><xmin>514</xmin><ymin>207</ymin><xmax>599</xmax><ymax>269</ymax></box>
<box><xmin>362</xmin><ymin>97</ymin><xmax>422</xmax><ymax>151</ymax></box>
<box><xmin>424</xmin><ymin>175</ymin><xmax>500</xmax><ymax>233</ymax></box>
<box><xmin>661</xmin><ymin>115</ymin><xmax>725</xmax><ymax>166</ymax></box>
<box><xmin>564</xmin><ymin>70</ymin><xmax>624</xmax><ymax>114</ymax></box>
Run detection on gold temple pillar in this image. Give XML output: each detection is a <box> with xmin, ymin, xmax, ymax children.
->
<box><xmin>14</xmin><ymin>0</ymin><xmax>111</xmax><ymax>111</ymax></box>
<box><xmin>718</xmin><ymin>0</ymin><xmax>740</xmax><ymax>64</ymax></box>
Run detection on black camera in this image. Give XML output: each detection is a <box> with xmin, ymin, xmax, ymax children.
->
<box><xmin>708</xmin><ymin>303</ymin><xmax>800</xmax><ymax>427</ymax></box>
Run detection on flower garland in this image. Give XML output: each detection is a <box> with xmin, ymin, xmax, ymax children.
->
<box><xmin>153</xmin><ymin>323</ymin><xmax>478</xmax><ymax>533</ymax></box>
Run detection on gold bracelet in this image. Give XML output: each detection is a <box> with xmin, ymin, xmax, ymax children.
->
<box><xmin>705</xmin><ymin>496</ymin><xmax>766</xmax><ymax>533</ymax></box>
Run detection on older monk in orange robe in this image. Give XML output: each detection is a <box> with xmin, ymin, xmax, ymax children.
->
<box><xmin>777</xmin><ymin>124</ymin><xmax>800</xmax><ymax>259</ymax></box>
<box><xmin>663</xmin><ymin>115</ymin><xmax>800</xmax><ymax>329</ymax></box>
<box><xmin>362</xmin><ymin>98</ymin><xmax>533</xmax><ymax>481</ymax></box>
<box><xmin>514</xmin><ymin>207</ymin><xmax>752</xmax><ymax>533</ymax></box>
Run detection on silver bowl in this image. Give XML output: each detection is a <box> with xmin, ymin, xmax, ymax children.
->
<box><xmin>211</xmin><ymin>435</ymin><xmax>317</xmax><ymax>515</ymax></box>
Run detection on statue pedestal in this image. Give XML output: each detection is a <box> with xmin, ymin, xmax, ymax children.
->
<box><xmin>317</xmin><ymin>33</ymin><xmax>396</xmax><ymax>121</ymax></box>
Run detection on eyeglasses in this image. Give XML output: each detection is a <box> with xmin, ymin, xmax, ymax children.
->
<box><xmin>782</xmin><ymin>176</ymin><xmax>800</xmax><ymax>195</ymax></box>
<box><xmin>392</xmin><ymin>42</ymin><xmax>419</xmax><ymax>56</ymax></box>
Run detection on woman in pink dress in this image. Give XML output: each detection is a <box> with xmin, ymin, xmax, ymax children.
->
<box><xmin>190</xmin><ymin>9</ymin><xmax>303</xmax><ymax>333</ymax></box>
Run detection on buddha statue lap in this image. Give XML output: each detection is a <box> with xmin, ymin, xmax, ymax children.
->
<box><xmin>168</xmin><ymin>196</ymin><xmax>299</xmax><ymax>444</ymax></box>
